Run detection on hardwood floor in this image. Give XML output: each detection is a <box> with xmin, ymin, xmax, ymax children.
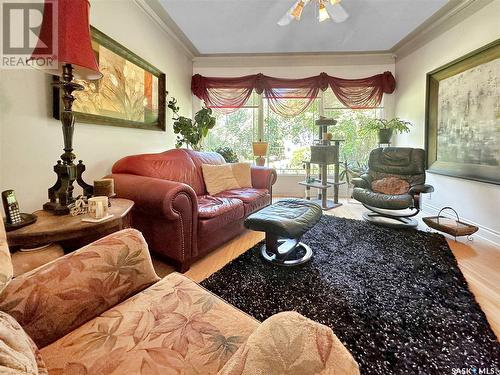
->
<box><xmin>152</xmin><ymin>197</ymin><xmax>500</xmax><ymax>338</ymax></box>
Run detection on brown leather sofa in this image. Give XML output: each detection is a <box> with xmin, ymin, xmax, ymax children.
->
<box><xmin>110</xmin><ymin>149</ymin><xmax>277</xmax><ymax>272</ymax></box>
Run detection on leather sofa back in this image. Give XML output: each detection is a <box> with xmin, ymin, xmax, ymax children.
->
<box><xmin>112</xmin><ymin>149</ymin><xmax>225</xmax><ymax>195</ymax></box>
<box><xmin>368</xmin><ymin>147</ymin><xmax>426</xmax><ymax>185</ymax></box>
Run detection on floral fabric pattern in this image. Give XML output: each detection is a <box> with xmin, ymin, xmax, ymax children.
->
<box><xmin>40</xmin><ymin>273</ymin><xmax>259</xmax><ymax>375</ymax></box>
<box><xmin>0</xmin><ymin>229</ymin><xmax>160</xmax><ymax>348</ymax></box>
<box><xmin>0</xmin><ymin>217</ymin><xmax>13</xmax><ymax>294</ymax></box>
<box><xmin>0</xmin><ymin>311</ymin><xmax>48</xmax><ymax>375</ymax></box>
<box><xmin>219</xmin><ymin>311</ymin><xmax>360</xmax><ymax>375</ymax></box>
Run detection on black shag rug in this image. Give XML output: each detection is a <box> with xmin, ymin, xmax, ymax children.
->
<box><xmin>201</xmin><ymin>215</ymin><xmax>500</xmax><ymax>374</ymax></box>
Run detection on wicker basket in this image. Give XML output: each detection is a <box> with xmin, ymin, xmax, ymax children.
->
<box><xmin>423</xmin><ymin>207</ymin><xmax>478</xmax><ymax>238</ymax></box>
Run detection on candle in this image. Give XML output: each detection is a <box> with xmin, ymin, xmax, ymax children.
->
<box><xmin>93</xmin><ymin>178</ymin><xmax>115</xmax><ymax>198</ymax></box>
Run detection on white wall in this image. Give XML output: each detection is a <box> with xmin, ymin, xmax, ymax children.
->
<box><xmin>194</xmin><ymin>55</ymin><xmax>396</xmax><ymax>197</ymax></box>
<box><xmin>0</xmin><ymin>0</ymin><xmax>193</xmax><ymax>212</ymax></box>
<box><xmin>394</xmin><ymin>1</ymin><xmax>500</xmax><ymax>244</ymax></box>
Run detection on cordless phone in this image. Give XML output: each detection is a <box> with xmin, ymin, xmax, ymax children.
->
<box><xmin>2</xmin><ymin>190</ymin><xmax>22</xmax><ymax>225</ymax></box>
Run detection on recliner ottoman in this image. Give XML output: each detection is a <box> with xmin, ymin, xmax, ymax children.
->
<box><xmin>244</xmin><ymin>198</ymin><xmax>322</xmax><ymax>266</ymax></box>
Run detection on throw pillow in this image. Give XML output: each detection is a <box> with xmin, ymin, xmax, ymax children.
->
<box><xmin>218</xmin><ymin>311</ymin><xmax>360</xmax><ymax>375</ymax></box>
<box><xmin>0</xmin><ymin>217</ymin><xmax>13</xmax><ymax>294</ymax></box>
<box><xmin>231</xmin><ymin>163</ymin><xmax>252</xmax><ymax>188</ymax></box>
<box><xmin>201</xmin><ymin>164</ymin><xmax>241</xmax><ymax>196</ymax></box>
<box><xmin>371</xmin><ymin>177</ymin><xmax>410</xmax><ymax>195</ymax></box>
<box><xmin>0</xmin><ymin>312</ymin><xmax>48</xmax><ymax>375</ymax></box>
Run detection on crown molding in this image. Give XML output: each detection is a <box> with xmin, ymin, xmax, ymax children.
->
<box><xmin>133</xmin><ymin>0</ymin><xmax>198</xmax><ymax>59</ymax></box>
<box><xmin>391</xmin><ymin>0</ymin><xmax>494</xmax><ymax>60</ymax></box>
<box><xmin>137</xmin><ymin>0</ymin><xmax>492</xmax><ymax>64</ymax></box>
<box><xmin>194</xmin><ymin>53</ymin><xmax>396</xmax><ymax>69</ymax></box>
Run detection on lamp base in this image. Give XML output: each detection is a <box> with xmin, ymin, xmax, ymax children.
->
<box><xmin>44</xmin><ymin>160</ymin><xmax>93</xmax><ymax>215</ymax></box>
<box><xmin>44</xmin><ymin>64</ymin><xmax>93</xmax><ymax>215</ymax></box>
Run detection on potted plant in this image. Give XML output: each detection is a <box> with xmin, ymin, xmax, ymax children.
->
<box><xmin>213</xmin><ymin>147</ymin><xmax>239</xmax><ymax>163</ymax></box>
<box><xmin>339</xmin><ymin>160</ymin><xmax>367</xmax><ymax>197</ymax></box>
<box><xmin>360</xmin><ymin>118</ymin><xmax>412</xmax><ymax>144</ymax></box>
<box><xmin>167</xmin><ymin>97</ymin><xmax>216</xmax><ymax>151</ymax></box>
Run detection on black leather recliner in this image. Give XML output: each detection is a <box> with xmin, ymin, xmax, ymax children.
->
<box><xmin>352</xmin><ymin>147</ymin><xmax>434</xmax><ymax>228</ymax></box>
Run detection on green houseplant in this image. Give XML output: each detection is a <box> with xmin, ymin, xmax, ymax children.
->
<box><xmin>339</xmin><ymin>160</ymin><xmax>367</xmax><ymax>199</ymax></box>
<box><xmin>167</xmin><ymin>97</ymin><xmax>216</xmax><ymax>150</ymax></box>
<box><xmin>213</xmin><ymin>147</ymin><xmax>239</xmax><ymax>163</ymax></box>
<box><xmin>360</xmin><ymin>118</ymin><xmax>412</xmax><ymax>144</ymax></box>
<box><xmin>339</xmin><ymin>160</ymin><xmax>366</xmax><ymax>186</ymax></box>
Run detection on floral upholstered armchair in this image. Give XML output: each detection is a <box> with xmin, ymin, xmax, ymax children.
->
<box><xmin>0</xmin><ymin>218</ymin><xmax>359</xmax><ymax>374</ymax></box>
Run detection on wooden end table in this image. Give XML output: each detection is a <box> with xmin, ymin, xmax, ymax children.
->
<box><xmin>7</xmin><ymin>198</ymin><xmax>134</xmax><ymax>252</ymax></box>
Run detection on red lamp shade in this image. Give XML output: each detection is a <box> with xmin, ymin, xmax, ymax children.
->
<box><xmin>29</xmin><ymin>0</ymin><xmax>102</xmax><ymax>80</ymax></box>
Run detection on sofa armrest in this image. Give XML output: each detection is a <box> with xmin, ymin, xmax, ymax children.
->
<box><xmin>251</xmin><ymin>166</ymin><xmax>277</xmax><ymax>191</ymax></box>
<box><xmin>409</xmin><ymin>184</ymin><xmax>434</xmax><ymax>195</ymax></box>
<box><xmin>0</xmin><ymin>229</ymin><xmax>160</xmax><ymax>349</ymax></box>
<box><xmin>111</xmin><ymin>173</ymin><xmax>198</xmax><ymax>221</ymax></box>
<box><xmin>218</xmin><ymin>311</ymin><xmax>359</xmax><ymax>375</ymax></box>
<box><xmin>352</xmin><ymin>173</ymin><xmax>372</xmax><ymax>189</ymax></box>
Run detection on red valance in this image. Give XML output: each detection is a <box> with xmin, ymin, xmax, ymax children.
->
<box><xmin>191</xmin><ymin>71</ymin><xmax>395</xmax><ymax>117</ymax></box>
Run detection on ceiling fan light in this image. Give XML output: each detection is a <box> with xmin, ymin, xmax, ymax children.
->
<box><xmin>318</xmin><ymin>2</ymin><xmax>330</xmax><ymax>22</ymax></box>
<box><xmin>329</xmin><ymin>0</ymin><xmax>341</xmax><ymax>5</ymax></box>
<box><xmin>291</xmin><ymin>0</ymin><xmax>305</xmax><ymax>19</ymax></box>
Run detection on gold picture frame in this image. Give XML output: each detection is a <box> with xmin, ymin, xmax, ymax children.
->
<box><xmin>53</xmin><ymin>26</ymin><xmax>166</xmax><ymax>131</ymax></box>
<box><xmin>425</xmin><ymin>39</ymin><xmax>500</xmax><ymax>185</ymax></box>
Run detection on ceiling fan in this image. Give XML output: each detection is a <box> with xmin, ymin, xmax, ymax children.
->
<box><xmin>278</xmin><ymin>0</ymin><xmax>349</xmax><ymax>26</ymax></box>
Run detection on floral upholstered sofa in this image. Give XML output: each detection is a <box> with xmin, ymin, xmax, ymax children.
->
<box><xmin>0</xmin><ymin>221</ymin><xmax>359</xmax><ymax>374</ymax></box>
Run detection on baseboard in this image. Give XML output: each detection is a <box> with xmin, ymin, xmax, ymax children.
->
<box><xmin>421</xmin><ymin>202</ymin><xmax>500</xmax><ymax>248</ymax></box>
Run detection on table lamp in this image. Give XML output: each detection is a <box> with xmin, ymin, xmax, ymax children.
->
<box><xmin>29</xmin><ymin>0</ymin><xmax>102</xmax><ymax>215</ymax></box>
<box><xmin>252</xmin><ymin>141</ymin><xmax>268</xmax><ymax>166</ymax></box>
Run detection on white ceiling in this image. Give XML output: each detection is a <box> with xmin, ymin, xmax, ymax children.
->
<box><xmin>159</xmin><ymin>0</ymin><xmax>449</xmax><ymax>55</ymax></box>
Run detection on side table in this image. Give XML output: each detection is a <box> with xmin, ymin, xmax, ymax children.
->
<box><xmin>7</xmin><ymin>198</ymin><xmax>134</xmax><ymax>252</ymax></box>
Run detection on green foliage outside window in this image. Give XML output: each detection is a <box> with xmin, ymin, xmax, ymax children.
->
<box><xmin>203</xmin><ymin>93</ymin><xmax>380</xmax><ymax>178</ymax></box>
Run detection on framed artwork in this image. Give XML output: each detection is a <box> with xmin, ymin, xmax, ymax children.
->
<box><xmin>54</xmin><ymin>26</ymin><xmax>166</xmax><ymax>131</ymax></box>
<box><xmin>425</xmin><ymin>39</ymin><xmax>500</xmax><ymax>185</ymax></box>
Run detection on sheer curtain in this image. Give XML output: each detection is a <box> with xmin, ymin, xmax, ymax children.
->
<box><xmin>191</xmin><ymin>72</ymin><xmax>395</xmax><ymax>116</ymax></box>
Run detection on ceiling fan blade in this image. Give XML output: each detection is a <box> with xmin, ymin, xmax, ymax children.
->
<box><xmin>277</xmin><ymin>0</ymin><xmax>310</xmax><ymax>26</ymax></box>
<box><xmin>277</xmin><ymin>12</ymin><xmax>293</xmax><ymax>26</ymax></box>
<box><xmin>325</xmin><ymin>2</ymin><xmax>349</xmax><ymax>23</ymax></box>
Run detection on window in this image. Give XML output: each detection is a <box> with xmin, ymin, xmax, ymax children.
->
<box><xmin>204</xmin><ymin>92</ymin><xmax>259</xmax><ymax>163</ymax></box>
<box><xmin>265</xmin><ymin>98</ymin><xmax>320</xmax><ymax>174</ymax></box>
<box><xmin>322</xmin><ymin>90</ymin><xmax>382</xmax><ymax>169</ymax></box>
<box><xmin>204</xmin><ymin>90</ymin><xmax>383</xmax><ymax>173</ymax></box>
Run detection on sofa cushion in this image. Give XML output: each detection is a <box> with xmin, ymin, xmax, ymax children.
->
<box><xmin>0</xmin><ymin>217</ymin><xmax>13</xmax><ymax>294</ymax></box>
<box><xmin>198</xmin><ymin>202</ymin><xmax>245</xmax><ymax>237</ymax></box>
<box><xmin>40</xmin><ymin>273</ymin><xmax>259</xmax><ymax>375</ymax></box>
<box><xmin>0</xmin><ymin>229</ymin><xmax>160</xmax><ymax>349</ymax></box>
<box><xmin>215</xmin><ymin>188</ymin><xmax>268</xmax><ymax>204</ymax></box>
<box><xmin>201</xmin><ymin>164</ymin><xmax>241</xmax><ymax>196</ymax></box>
<box><xmin>219</xmin><ymin>311</ymin><xmax>359</xmax><ymax>375</ymax></box>
<box><xmin>112</xmin><ymin>149</ymin><xmax>227</xmax><ymax>196</ymax></box>
<box><xmin>185</xmin><ymin>149</ymin><xmax>227</xmax><ymax>195</ymax></box>
<box><xmin>0</xmin><ymin>312</ymin><xmax>48</xmax><ymax>375</ymax></box>
<box><xmin>216</xmin><ymin>188</ymin><xmax>270</xmax><ymax>216</ymax></box>
<box><xmin>112</xmin><ymin>149</ymin><xmax>208</xmax><ymax>195</ymax></box>
<box><xmin>371</xmin><ymin>176</ymin><xmax>410</xmax><ymax>195</ymax></box>
<box><xmin>198</xmin><ymin>196</ymin><xmax>244</xmax><ymax>219</ymax></box>
<box><xmin>231</xmin><ymin>163</ymin><xmax>252</xmax><ymax>188</ymax></box>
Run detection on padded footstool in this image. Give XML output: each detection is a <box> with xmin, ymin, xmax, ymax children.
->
<box><xmin>244</xmin><ymin>199</ymin><xmax>322</xmax><ymax>266</ymax></box>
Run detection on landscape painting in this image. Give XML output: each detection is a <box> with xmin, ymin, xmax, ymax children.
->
<box><xmin>426</xmin><ymin>39</ymin><xmax>500</xmax><ymax>185</ymax></box>
<box><xmin>54</xmin><ymin>27</ymin><xmax>166</xmax><ymax>131</ymax></box>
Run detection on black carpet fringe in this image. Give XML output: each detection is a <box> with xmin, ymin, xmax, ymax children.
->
<box><xmin>201</xmin><ymin>215</ymin><xmax>500</xmax><ymax>374</ymax></box>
